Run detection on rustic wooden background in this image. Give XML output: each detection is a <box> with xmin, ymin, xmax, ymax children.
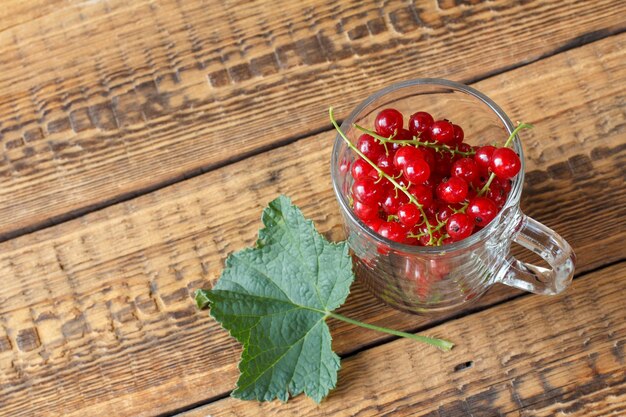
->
<box><xmin>0</xmin><ymin>0</ymin><xmax>624</xmax><ymax>416</ymax></box>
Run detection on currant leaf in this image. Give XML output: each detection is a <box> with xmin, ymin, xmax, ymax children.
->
<box><xmin>195</xmin><ymin>195</ymin><xmax>353</xmax><ymax>403</ymax></box>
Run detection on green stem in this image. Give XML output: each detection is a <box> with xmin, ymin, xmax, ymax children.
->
<box><xmin>329</xmin><ymin>107</ymin><xmax>436</xmax><ymax>245</ymax></box>
<box><xmin>354</xmin><ymin>124</ymin><xmax>475</xmax><ymax>156</ymax></box>
<box><xmin>504</xmin><ymin>122</ymin><xmax>533</xmax><ymax>147</ymax></box>
<box><xmin>329</xmin><ymin>312</ymin><xmax>454</xmax><ymax>352</ymax></box>
<box><xmin>477</xmin><ymin>122</ymin><xmax>533</xmax><ymax>197</ymax></box>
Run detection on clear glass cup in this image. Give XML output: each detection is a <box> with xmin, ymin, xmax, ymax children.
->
<box><xmin>331</xmin><ymin>78</ymin><xmax>576</xmax><ymax>315</ymax></box>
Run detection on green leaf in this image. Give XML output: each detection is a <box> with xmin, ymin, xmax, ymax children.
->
<box><xmin>196</xmin><ymin>195</ymin><xmax>353</xmax><ymax>403</ymax></box>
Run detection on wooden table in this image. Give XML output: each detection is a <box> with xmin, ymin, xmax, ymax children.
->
<box><xmin>1</xmin><ymin>1</ymin><xmax>624</xmax><ymax>415</ymax></box>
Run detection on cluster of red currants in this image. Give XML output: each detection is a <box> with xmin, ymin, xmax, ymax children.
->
<box><xmin>346</xmin><ymin>108</ymin><xmax>523</xmax><ymax>246</ymax></box>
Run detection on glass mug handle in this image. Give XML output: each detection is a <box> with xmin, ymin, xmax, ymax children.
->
<box><xmin>498</xmin><ymin>214</ymin><xmax>576</xmax><ymax>295</ymax></box>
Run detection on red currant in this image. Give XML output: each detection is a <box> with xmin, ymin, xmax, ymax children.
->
<box><xmin>430</xmin><ymin>120</ymin><xmax>455</xmax><ymax>145</ymax></box>
<box><xmin>382</xmin><ymin>189</ymin><xmax>408</xmax><ymax>215</ymax></box>
<box><xmin>474</xmin><ymin>145</ymin><xmax>496</xmax><ymax>173</ymax></box>
<box><xmin>351</xmin><ymin>159</ymin><xmax>373</xmax><ymax>180</ymax></box>
<box><xmin>446</xmin><ymin>213</ymin><xmax>474</xmax><ymax>241</ymax></box>
<box><xmin>466</xmin><ymin>187</ymin><xmax>477</xmax><ymax>201</ymax></box>
<box><xmin>378</xmin><ymin>221</ymin><xmax>407</xmax><ymax>243</ymax></box>
<box><xmin>352</xmin><ymin>177</ymin><xmax>385</xmax><ymax>206</ymax></box>
<box><xmin>395</xmin><ymin>128</ymin><xmax>412</xmax><ymax>141</ymax></box>
<box><xmin>403</xmin><ymin>158</ymin><xmax>431</xmax><ymax>184</ymax></box>
<box><xmin>408</xmin><ymin>111</ymin><xmax>434</xmax><ymax>141</ymax></box>
<box><xmin>467</xmin><ymin>197</ymin><xmax>498</xmax><ymax>227</ymax></box>
<box><xmin>433</xmin><ymin>152</ymin><xmax>453</xmax><ymax>176</ymax></box>
<box><xmin>415</xmin><ymin>147</ymin><xmax>436</xmax><ymax>168</ymax></box>
<box><xmin>451</xmin><ymin>157</ymin><xmax>479</xmax><ymax>185</ymax></box>
<box><xmin>408</xmin><ymin>183</ymin><xmax>434</xmax><ymax>208</ymax></box>
<box><xmin>365</xmin><ymin>217</ymin><xmax>384</xmax><ymax>232</ymax></box>
<box><xmin>452</xmin><ymin>124</ymin><xmax>464</xmax><ymax>145</ymax></box>
<box><xmin>376</xmin><ymin>153</ymin><xmax>399</xmax><ymax>177</ymax></box>
<box><xmin>436</xmin><ymin>204</ymin><xmax>456</xmax><ymax>223</ymax></box>
<box><xmin>375</xmin><ymin>108</ymin><xmax>403</xmax><ymax>137</ymax></box>
<box><xmin>366</xmin><ymin>171</ymin><xmax>394</xmax><ymax>194</ymax></box>
<box><xmin>436</xmin><ymin>177</ymin><xmax>468</xmax><ymax>204</ymax></box>
<box><xmin>486</xmin><ymin>181</ymin><xmax>507</xmax><ymax>208</ymax></box>
<box><xmin>490</xmin><ymin>148</ymin><xmax>521</xmax><ymax>179</ymax></box>
<box><xmin>393</xmin><ymin>146</ymin><xmax>421</xmax><ymax>169</ymax></box>
<box><xmin>397</xmin><ymin>203</ymin><xmax>421</xmax><ymax>228</ymax></box>
<box><xmin>353</xmin><ymin>200</ymin><xmax>379</xmax><ymax>221</ymax></box>
<box><xmin>357</xmin><ymin>134</ymin><xmax>385</xmax><ymax>161</ymax></box>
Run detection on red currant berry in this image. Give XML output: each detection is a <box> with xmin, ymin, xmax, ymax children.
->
<box><xmin>352</xmin><ymin>177</ymin><xmax>385</xmax><ymax>206</ymax></box>
<box><xmin>424</xmin><ymin>173</ymin><xmax>444</xmax><ymax>190</ymax></box>
<box><xmin>446</xmin><ymin>213</ymin><xmax>474</xmax><ymax>241</ymax></box>
<box><xmin>436</xmin><ymin>177</ymin><xmax>468</xmax><ymax>204</ymax></box>
<box><xmin>351</xmin><ymin>159</ymin><xmax>373</xmax><ymax>180</ymax></box>
<box><xmin>490</xmin><ymin>147</ymin><xmax>521</xmax><ymax>179</ymax></box>
<box><xmin>403</xmin><ymin>158</ymin><xmax>431</xmax><ymax>184</ymax></box>
<box><xmin>395</xmin><ymin>128</ymin><xmax>412</xmax><ymax>141</ymax></box>
<box><xmin>375</xmin><ymin>108</ymin><xmax>403</xmax><ymax>137</ymax></box>
<box><xmin>357</xmin><ymin>134</ymin><xmax>385</xmax><ymax>161</ymax></box>
<box><xmin>433</xmin><ymin>152</ymin><xmax>453</xmax><ymax>176</ymax></box>
<box><xmin>397</xmin><ymin>203</ymin><xmax>421</xmax><ymax>228</ymax></box>
<box><xmin>408</xmin><ymin>183</ymin><xmax>434</xmax><ymax>208</ymax></box>
<box><xmin>424</xmin><ymin>204</ymin><xmax>437</xmax><ymax>219</ymax></box>
<box><xmin>451</xmin><ymin>157</ymin><xmax>480</xmax><ymax>185</ymax></box>
<box><xmin>452</xmin><ymin>124</ymin><xmax>464</xmax><ymax>145</ymax></box>
<box><xmin>467</xmin><ymin>197</ymin><xmax>498</xmax><ymax>227</ymax></box>
<box><xmin>353</xmin><ymin>201</ymin><xmax>379</xmax><ymax>221</ymax></box>
<box><xmin>366</xmin><ymin>172</ymin><xmax>394</xmax><ymax>194</ymax></box>
<box><xmin>378</xmin><ymin>221</ymin><xmax>407</xmax><ymax>243</ymax></box>
<box><xmin>436</xmin><ymin>204</ymin><xmax>455</xmax><ymax>223</ymax></box>
<box><xmin>382</xmin><ymin>189</ymin><xmax>408</xmax><ymax>215</ymax></box>
<box><xmin>408</xmin><ymin>111</ymin><xmax>434</xmax><ymax>141</ymax></box>
<box><xmin>474</xmin><ymin>145</ymin><xmax>496</xmax><ymax>173</ymax></box>
<box><xmin>415</xmin><ymin>147</ymin><xmax>436</xmax><ymax>168</ymax></box>
<box><xmin>376</xmin><ymin>154</ymin><xmax>399</xmax><ymax>177</ymax></box>
<box><xmin>430</xmin><ymin>120</ymin><xmax>455</xmax><ymax>145</ymax></box>
<box><xmin>486</xmin><ymin>181</ymin><xmax>507</xmax><ymax>208</ymax></box>
<box><xmin>393</xmin><ymin>146</ymin><xmax>421</xmax><ymax>169</ymax></box>
<box><xmin>365</xmin><ymin>217</ymin><xmax>384</xmax><ymax>232</ymax></box>
<box><xmin>498</xmin><ymin>177</ymin><xmax>513</xmax><ymax>194</ymax></box>
<box><xmin>467</xmin><ymin>187</ymin><xmax>477</xmax><ymax>201</ymax></box>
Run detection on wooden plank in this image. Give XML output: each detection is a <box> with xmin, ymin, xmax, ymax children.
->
<box><xmin>0</xmin><ymin>34</ymin><xmax>624</xmax><ymax>416</ymax></box>
<box><xmin>184</xmin><ymin>261</ymin><xmax>626</xmax><ymax>417</ymax></box>
<box><xmin>0</xmin><ymin>0</ymin><xmax>625</xmax><ymax>238</ymax></box>
<box><xmin>0</xmin><ymin>0</ymin><xmax>66</xmax><ymax>33</ymax></box>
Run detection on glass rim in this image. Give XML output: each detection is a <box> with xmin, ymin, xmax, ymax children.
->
<box><xmin>330</xmin><ymin>78</ymin><xmax>525</xmax><ymax>254</ymax></box>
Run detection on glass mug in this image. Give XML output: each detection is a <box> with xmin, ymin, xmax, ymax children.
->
<box><xmin>331</xmin><ymin>79</ymin><xmax>576</xmax><ymax>315</ymax></box>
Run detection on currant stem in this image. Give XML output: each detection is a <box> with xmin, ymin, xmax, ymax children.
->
<box><xmin>329</xmin><ymin>107</ymin><xmax>436</xmax><ymax>244</ymax></box>
<box><xmin>477</xmin><ymin>122</ymin><xmax>533</xmax><ymax>197</ymax></box>
<box><xmin>354</xmin><ymin>124</ymin><xmax>475</xmax><ymax>156</ymax></box>
<box><xmin>328</xmin><ymin>312</ymin><xmax>454</xmax><ymax>352</ymax></box>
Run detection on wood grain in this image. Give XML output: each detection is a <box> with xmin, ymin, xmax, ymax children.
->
<box><xmin>0</xmin><ymin>33</ymin><xmax>624</xmax><ymax>416</ymax></box>
<box><xmin>184</xmin><ymin>261</ymin><xmax>626</xmax><ymax>417</ymax></box>
<box><xmin>1</xmin><ymin>0</ymin><xmax>625</xmax><ymax>238</ymax></box>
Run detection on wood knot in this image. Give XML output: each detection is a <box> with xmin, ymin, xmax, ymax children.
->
<box><xmin>454</xmin><ymin>360</ymin><xmax>473</xmax><ymax>372</ymax></box>
<box><xmin>16</xmin><ymin>328</ymin><xmax>41</xmax><ymax>352</ymax></box>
